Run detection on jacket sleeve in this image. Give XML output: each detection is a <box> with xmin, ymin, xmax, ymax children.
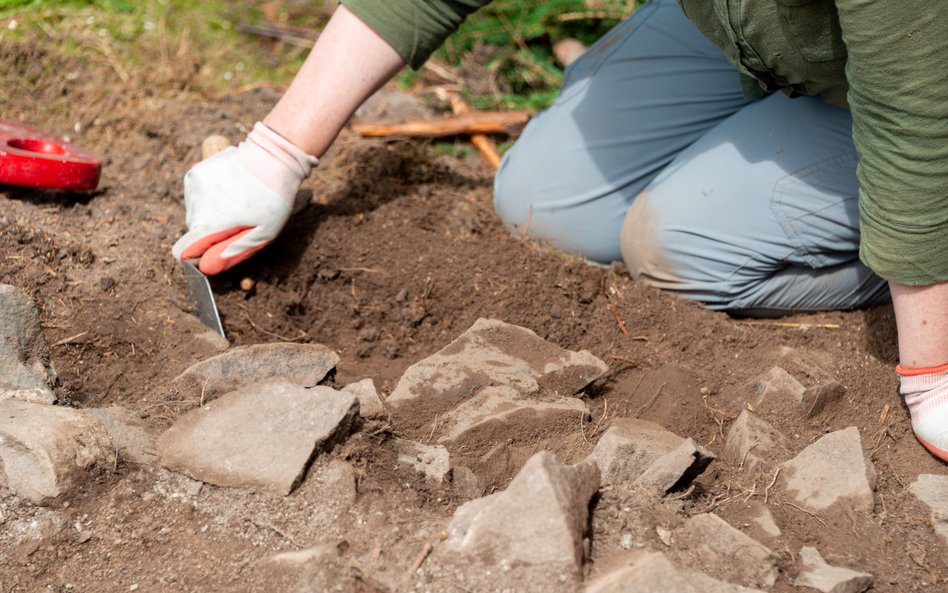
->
<box><xmin>341</xmin><ymin>0</ymin><xmax>492</xmax><ymax>70</ymax></box>
<box><xmin>836</xmin><ymin>0</ymin><xmax>948</xmax><ymax>285</ymax></box>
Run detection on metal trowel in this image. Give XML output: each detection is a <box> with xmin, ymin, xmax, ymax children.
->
<box><xmin>182</xmin><ymin>260</ymin><xmax>225</xmax><ymax>337</ymax></box>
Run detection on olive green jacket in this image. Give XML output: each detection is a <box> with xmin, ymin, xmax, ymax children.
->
<box><xmin>342</xmin><ymin>0</ymin><xmax>948</xmax><ymax>285</ymax></box>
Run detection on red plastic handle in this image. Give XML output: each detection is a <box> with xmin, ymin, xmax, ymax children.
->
<box><xmin>0</xmin><ymin>119</ymin><xmax>101</xmax><ymax>191</ymax></box>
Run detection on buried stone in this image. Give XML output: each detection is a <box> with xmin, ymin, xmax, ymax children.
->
<box><xmin>794</xmin><ymin>546</ymin><xmax>872</xmax><ymax>593</ymax></box>
<box><xmin>0</xmin><ymin>284</ymin><xmax>57</xmax><ymax>405</ymax></box>
<box><xmin>586</xmin><ymin>550</ymin><xmax>767</xmax><ymax>593</ymax></box>
<box><xmin>170</xmin><ymin>342</ymin><xmax>340</xmax><ymax>403</ymax></box>
<box><xmin>157</xmin><ymin>380</ymin><xmax>358</xmax><ymax>495</ymax></box>
<box><xmin>670</xmin><ymin>513</ymin><xmax>778</xmax><ymax>589</ymax></box>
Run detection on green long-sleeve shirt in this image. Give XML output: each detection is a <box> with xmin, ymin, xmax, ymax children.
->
<box><xmin>342</xmin><ymin>0</ymin><xmax>948</xmax><ymax>286</ymax></box>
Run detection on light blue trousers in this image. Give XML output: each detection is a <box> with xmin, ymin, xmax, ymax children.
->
<box><xmin>493</xmin><ymin>0</ymin><xmax>890</xmax><ymax>313</ymax></box>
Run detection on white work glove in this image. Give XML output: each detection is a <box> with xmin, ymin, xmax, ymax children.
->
<box><xmin>172</xmin><ymin>122</ymin><xmax>318</xmax><ymax>275</ymax></box>
<box><xmin>899</xmin><ymin>363</ymin><xmax>948</xmax><ymax>462</ymax></box>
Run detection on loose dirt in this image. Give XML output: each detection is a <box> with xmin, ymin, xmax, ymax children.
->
<box><xmin>1</xmin><ymin>33</ymin><xmax>945</xmax><ymax>593</ymax></box>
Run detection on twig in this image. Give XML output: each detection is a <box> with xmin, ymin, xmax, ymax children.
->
<box><xmin>783</xmin><ymin>502</ymin><xmax>828</xmax><ymax>527</ymax></box>
<box><xmin>609</xmin><ymin>302</ymin><xmax>629</xmax><ymax>335</ymax></box>
<box><xmin>409</xmin><ymin>531</ymin><xmax>448</xmax><ymax>574</ymax></box>
<box><xmin>739</xmin><ymin>438</ymin><xmax>760</xmax><ymax>470</ymax></box>
<box><xmin>634</xmin><ymin>382</ymin><xmax>666</xmax><ymax>417</ymax></box>
<box><xmin>251</xmin><ymin>519</ymin><xmax>300</xmax><ymax>546</ymax></box>
<box><xmin>879</xmin><ymin>403</ymin><xmax>890</xmax><ymax>424</ymax></box>
<box><xmin>240</xmin><ymin>304</ymin><xmax>308</xmax><ymax>342</ymax></box>
<box><xmin>764</xmin><ymin>468</ymin><xmax>780</xmax><ymax>504</ymax></box>
<box><xmin>610</xmin><ymin>355</ymin><xmax>643</xmax><ymax>368</ymax></box>
<box><xmin>237</xmin><ymin>22</ymin><xmax>314</xmax><ymax>48</ymax></box>
<box><xmin>51</xmin><ymin>332</ymin><xmax>88</xmax><ymax>347</ymax></box>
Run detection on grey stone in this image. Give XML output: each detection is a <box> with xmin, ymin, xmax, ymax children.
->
<box><xmin>794</xmin><ymin>546</ymin><xmax>872</xmax><ymax>593</ymax></box>
<box><xmin>157</xmin><ymin>381</ymin><xmax>358</xmax><ymax>495</ymax></box>
<box><xmin>341</xmin><ymin>378</ymin><xmax>386</xmax><ymax>419</ymax></box>
<box><xmin>0</xmin><ymin>285</ymin><xmax>56</xmax><ymax>404</ymax></box>
<box><xmin>588</xmin><ymin>418</ymin><xmax>714</xmax><ymax>494</ymax></box>
<box><xmin>751</xmin><ymin>366</ymin><xmax>805</xmax><ymax>408</ymax></box>
<box><xmin>440</xmin><ymin>451</ymin><xmax>600</xmax><ymax>589</ymax></box>
<box><xmin>748</xmin><ymin>501</ymin><xmax>782</xmax><ymax>539</ymax></box>
<box><xmin>779</xmin><ymin>427</ymin><xmax>875</xmax><ymax>513</ymax></box>
<box><xmin>586</xmin><ymin>551</ymin><xmax>766</xmax><ymax>593</ymax></box>
<box><xmin>171</xmin><ymin>343</ymin><xmax>339</xmax><ymax>403</ymax></box>
<box><xmin>909</xmin><ymin>474</ymin><xmax>948</xmax><ymax>545</ymax></box>
<box><xmin>724</xmin><ymin>410</ymin><xmax>790</xmax><ymax>472</ymax></box>
<box><xmin>448</xmin><ymin>465</ymin><xmax>483</xmax><ymax>499</ymax></box>
<box><xmin>800</xmin><ymin>381</ymin><xmax>846</xmax><ymax>419</ymax></box>
<box><xmin>86</xmin><ymin>406</ymin><xmax>157</xmax><ymax>465</ymax></box>
<box><xmin>438</xmin><ymin>385</ymin><xmax>589</xmax><ymax>443</ymax></box>
<box><xmin>387</xmin><ymin>318</ymin><xmax>607</xmax><ymax>404</ymax></box>
<box><xmin>394</xmin><ymin>439</ymin><xmax>449</xmax><ymax>482</ymax></box>
<box><xmin>0</xmin><ymin>402</ymin><xmax>115</xmax><ymax>504</ymax></box>
<box><xmin>674</xmin><ymin>513</ymin><xmax>778</xmax><ymax>589</ymax></box>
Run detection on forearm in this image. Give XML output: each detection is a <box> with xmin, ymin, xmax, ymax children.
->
<box><xmin>263</xmin><ymin>5</ymin><xmax>406</xmax><ymax>157</ymax></box>
<box><xmin>891</xmin><ymin>280</ymin><xmax>948</xmax><ymax>369</ymax></box>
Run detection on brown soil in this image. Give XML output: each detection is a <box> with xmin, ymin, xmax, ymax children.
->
<box><xmin>1</xmin><ymin>34</ymin><xmax>946</xmax><ymax>593</ymax></box>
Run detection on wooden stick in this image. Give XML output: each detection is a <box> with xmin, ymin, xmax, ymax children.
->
<box><xmin>446</xmin><ymin>92</ymin><xmax>501</xmax><ymax>169</ymax></box>
<box><xmin>237</xmin><ymin>23</ymin><xmax>314</xmax><ymax>48</ymax></box>
<box><xmin>351</xmin><ymin>111</ymin><xmax>531</xmax><ymax>139</ymax></box>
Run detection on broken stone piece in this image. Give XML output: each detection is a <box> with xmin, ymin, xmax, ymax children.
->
<box><xmin>0</xmin><ymin>284</ymin><xmax>57</xmax><ymax>404</ymax></box>
<box><xmin>794</xmin><ymin>546</ymin><xmax>872</xmax><ymax>593</ymax></box>
<box><xmin>157</xmin><ymin>381</ymin><xmax>358</xmax><ymax>495</ymax></box>
<box><xmin>448</xmin><ymin>466</ymin><xmax>483</xmax><ymax>499</ymax></box>
<box><xmin>86</xmin><ymin>406</ymin><xmax>157</xmax><ymax>465</ymax></box>
<box><xmin>800</xmin><ymin>381</ymin><xmax>845</xmax><ymax>418</ymax></box>
<box><xmin>588</xmin><ymin>418</ymin><xmax>714</xmax><ymax>494</ymax></box>
<box><xmin>341</xmin><ymin>378</ymin><xmax>386</xmax><ymax>419</ymax></box>
<box><xmin>751</xmin><ymin>366</ymin><xmax>805</xmax><ymax>408</ymax></box>
<box><xmin>724</xmin><ymin>410</ymin><xmax>790</xmax><ymax>472</ymax></box>
<box><xmin>439</xmin><ymin>451</ymin><xmax>600</xmax><ymax>590</ymax></box>
<box><xmin>170</xmin><ymin>342</ymin><xmax>339</xmax><ymax>403</ymax></box>
<box><xmin>779</xmin><ymin>426</ymin><xmax>875</xmax><ymax>513</ymax></box>
<box><xmin>909</xmin><ymin>474</ymin><xmax>948</xmax><ymax>546</ymax></box>
<box><xmin>394</xmin><ymin>439</ymin><xmax>449</xmax><ymax>482</ymax></box>
<box><xmin>438</xmin><ymin>385</ymin><xmax>589</xmax><ymax>443</ymax></box>
<box><xmin>674</xmin><ymin>513</ymin><xmax>778</xmax><ymax>589</ymax></box>
<box><xmin>586</xmin><ymin>551</ymin><xmax>766</xmax><ymax>593</ymax></box>
<box><xmin>748</xmin><ymin>501</ymin><xmax>782</xmax><ymax>539</ymax></box>
<box><xmin>387</xmin><ymin>318</ymin><xmax>607</xmax><ymax>404</ymax></box>
<box><xmin>0</xmin><ymin>401</ymin><xmax>115</xmax><ymax>504</ymax></box>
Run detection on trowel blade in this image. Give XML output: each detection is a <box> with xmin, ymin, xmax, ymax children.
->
<box><xmin>182</xmin><ymin>260</ymin><xmax>225</xmax><ymax>337</ymax></box>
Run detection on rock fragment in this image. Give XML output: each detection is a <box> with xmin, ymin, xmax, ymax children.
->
<box><xmin>0</xmin><ymin>284</ymin><xmax>57</xmax><ymax>404</ymax></box>
<box><xmin>0</xmin><ymin>402</ymin><xmax>115</xmax><ymax>504</ymax></box>
<box><xmin>341</xmin><ymin>378</ymin><xmax>386</xmax><ymax>419</ymax></box>
<box><xmin>157</xmin><ymin>381</ymin><xmax>358</xmax><ymax>495</ymax></box>
<box><xmin>673</xmin><ymin>513</ymin><xmax>778</xmax><ymax>588</ymax></box>
<box><xmin>724</xmin><ymin>410</ymin><xmax>789</xmax><ymax>472</ymax></box>
<box><xmin>779</xmin><ymin>427</ymin><xmax>875</xmax><ymax>513</ymax></box>
<box><xmin>439</xmin><ymin>451</ymin><xmax>599</xmax><ymax>590</ymax></box>
<box><xmin>799</xmin><ymin>381</ymin><xmax>845</xmax><ymax>418</ymax></box>
<box><xmin>586</xmin><ymin>551</ymin><xmax>766</xmax><ymax>593</ymax></box>
<box><xmin>86</xmin><ymin>406</ymin><xmax>157</xmax><ymax>465</ymax></box>
<box><xmin>388</xmin><ymin>318</ymin><xmax>607</xmax><ymax>405</ymax></box>
<box><xmin>794</xmin><ymin>546</ymin><xmax>872</xmax><ymax>593</ymax></box>
<box><xmin>438</xmin><ymin>385</ymin><xmax>589</xmax><ymax>442</ymax></box>
<box><xmin>394</xmin><ymin>439</ymin><xmax>449</xmax><ymax>482</ymax></box>
<box><xmin>750</xmin><ymin>366</ymin><xmax>805</xmax><ymax>408</ymax></box>
<box><xmin>588</xmin><ymin>418</ymin><xmax>714</xmax><ymax>494</ymax></box>
<box><xmin>909</xmin><ymin>474</ymin><xmax>948</xmax><ymax>545</ymax></box>
<box><xmin>170</xmin><ymin>343</ymin><xmax>339</xmax><ymax>403</ymax></box>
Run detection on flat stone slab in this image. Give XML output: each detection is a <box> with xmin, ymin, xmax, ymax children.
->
<box><xmin>0</xmin><ymin>402</ymin><xmax>115</xmax><ymax>504</ymax></box>
<box><xmin>794</xmin><ymin>546</ymin><xmax>872</xmax><ymax>593</ymax></box>
<box><xmin>779</xmin><ymin>426</ymin><xmax>875</xmax><ymax>513</ymax></box>
<box><xmin>673</xmin><ymin>513</ymin><xmax>778</xmax><ymax>589</ymax></box>
<box><xmin>909</xmin><ymin>474</ymin><xmax>948</xmax><ymax>546</ymax></box>
<box><xmin>387</xmin><ymin>318</ymin><xmax>607</xmax><ymax>405</ymax></box>
<box><xmin>588</xmin><ymin>418</ymin><xmax>714</xmax><ymax>494</ymax></box>
<box><xmin>586</xmin><ymin>551</ymin><xmax>766</xmax><ymax>593</ymax></box>
<box><xmin>0</xmin><ymin>284</ymin><xmax>57</xmax><ymax>404</ymax></box>
<box><xmin>394</xmin><ymin>439</ymin><xmax>449</xmax><ymax>482</ymax></box>
<box><xmin>171</xmin><ymin>342</ymin><xmax>339</xmax><ymax>403</ymax></box>
<box><xmin>750</xmin><ymin>366</ymin><xmax>805</xmax><ymax>409</ymax></box>
<box><xmin>157</xmin><ymin>381</ymin><xmax>358</xmax><ymax>495</ymax></box>
<box><xmin>439</xmin><ymin>451</ymin><xmax>600</xmax><ymax>590</ymax></box>
<box><xmin>438</xmin><ymin>385</ymin><xmax>589</xmax><ymax>443</ymax></box>
<box><xmin>341</xmin><ymin>378</ymin><xmax>386</xmax><ymax>419</ymax></box>
<box><xmin>724</xmin><ymin>410</ymin><xmax>790</xmax><ymax>472</ymax></box>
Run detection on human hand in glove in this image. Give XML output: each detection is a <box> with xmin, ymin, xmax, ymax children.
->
<box><xmin>171</xmin><ymin>122</ymin><xmax>318</xmax><ymax>275</ymax></box>
<box><xmin>899</xmin><ymin>363</ymin><xmax>948</xmax><ymax>462</ymax></box>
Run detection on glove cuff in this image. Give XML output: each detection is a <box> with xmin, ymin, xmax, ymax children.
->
<box><xmin>246</xmin><ymin>122</ymin><xmax>319</xmax><ymax>180</ymax></box>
